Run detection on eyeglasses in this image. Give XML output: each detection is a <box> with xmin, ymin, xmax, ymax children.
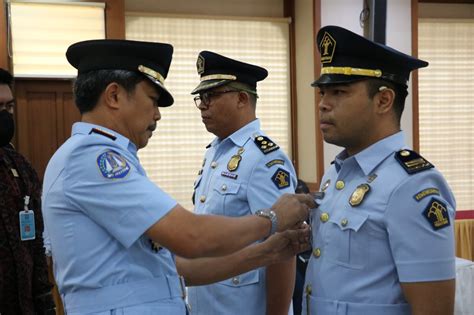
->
<box><xmin>194</xmin><ymin>90</ymin><xmax>240</xmax><ymax>108</ymax></box>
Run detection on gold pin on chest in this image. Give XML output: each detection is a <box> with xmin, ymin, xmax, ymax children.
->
<box><xmin>349</xmin><ymin>183</ymin><xmax>371</xmax><ymax>206</ymax></box>
<box><xmin>227</xmin><ymin>147</ymin><xmax>245</xmax><ymax>172</ymax></box>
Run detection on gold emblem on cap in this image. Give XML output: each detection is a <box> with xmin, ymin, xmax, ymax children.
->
<box><xmin>400</xmin><ymin>150</ymin><xmax>410</xmax><ymax>157</ymax></box>
<box><xmin>227</xmin><ymin>147</ymin><xmax>245</xmax><ymax>172</ymax></box>
<box><xmin>138</xmin><ymin>65</ymin><xmax>165</xmax><ymax>84</ymax></box>
<box><xmin>320</xmin><ymin>32</ymin><xmax>336</xmax><ymax>64</ymax></box>
<box><xmin>197</xmin><ymin>55</ymin><xmax>205</xmax><ymax>74</ymax></box>
<box><xmin>349</xmin><ymin>183</ymin><xmax>371</xmax><ymax>206</ymax></box>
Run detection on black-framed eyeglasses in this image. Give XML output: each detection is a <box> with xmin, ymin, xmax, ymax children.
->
<box><xmin>193</xmin><ymin>90</ymin><xmax>240</xmax><ymax>108</ymax></box>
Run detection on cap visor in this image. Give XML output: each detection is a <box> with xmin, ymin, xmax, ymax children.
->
<box><xmin>311</xmin><ymin>74</ymin><xmax>369</xmax><ymax>87</ymax></box>
<box><xmin>191</xmin><ymin>79</ymin><xmax>232</xmax><ymax>95</ymax></box>
<box><xmin>144</xmin><ymin>75</ymin><xmax>174</xmax><ymax>107</ymax></box>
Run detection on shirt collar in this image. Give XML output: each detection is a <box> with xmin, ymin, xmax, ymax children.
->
<box><xmin>211</xmin><ymin>119</ymin><xmax>261</xmax><ymax>148</ymax></box>
<box><xmin>335</xmin><ymin>131</ymin><xmax>406</xmax><ymax>175</ymax></box>
<box><xmin>72</xmin><ymin>122</ymin><xmax>137</xmax><ymax>154</ymax></box>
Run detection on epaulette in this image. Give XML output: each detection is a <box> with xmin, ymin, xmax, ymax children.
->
<box><xmin>395</xmin><ymin>149</ymin><xmax>434</xmax><ymax>174</ymax></box>
<box><xmin>254</xmin><ymin>135</ymin><xmax>279</xmax><ymax>154</ymax></box>
<box><xmin>90</xmin><ymin>128</ymin><xmax>116</xmax><ymax>141</ymax></box>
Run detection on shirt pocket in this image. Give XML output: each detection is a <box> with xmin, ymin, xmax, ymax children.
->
<box><xmin>210</xmin><ymin>179</ymin><xmax>241</xmax><ymax>216</ymax></box>
<box><xmin>325</xmin><ymin>210</ymin><xmax>369</xmax><ymax>269</ymax></box>
<box><xmin>219</xmin><ymin>269</ymin><xmax>260</xmax><ymax>288</ymax></box>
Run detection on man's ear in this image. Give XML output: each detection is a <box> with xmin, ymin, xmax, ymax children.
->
<box><xmin>103</xmin><ymin>82</ymin><xmax>122</xmax><ymax>110</ymax></box>
<box><xmin>375</xmin><ymin>87</ymin><xmax>395</xmax><ymax>115</ymax></box>
<box><xmin>237</xmin><ymin>91</ymin><xmax>250</xmax><ymax>109</ymax></box>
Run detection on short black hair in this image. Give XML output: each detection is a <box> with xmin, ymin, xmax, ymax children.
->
<box><xmin>296</xmin><ymin>179</ymin><xmax>310</xmax><ymax>194</ymax></box>
<box><xmin>365</xmin><ymin>78</ymin><xmax>408</xmax><ymax>123</ymax></box>
<box><xmin>0</xmin><ymin>68</ymin><xmax>13</xmax><ymax>86</ymax></box>
<box><xmin>73</xmin><ymin>69</ymin><xmax>145</xmax><ymax>114</ymax></box>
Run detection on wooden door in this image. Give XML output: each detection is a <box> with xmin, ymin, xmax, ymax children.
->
<box><xmin>14</xmin><ymin>79</ymin><xmax>80</xmax><ymax>180</ymax></box>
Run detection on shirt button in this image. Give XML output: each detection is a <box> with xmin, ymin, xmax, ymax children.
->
<box><xmin>341</xmin><ymin>218</ymin><xmax>348</xmax><ymax>227</ymax></box>
<box><xmin>320</xmin><ymin>212</ymin><xmax>329</xmax><ymax>223</ymax></box>
<box><xmin>313</xmin><ymin>248</ymin><xmax>321</xmax><ymax>258</ymax></box>
<box><xmin>335</xmin><ymin>180</ymin><xmax>345</xmax><ymax>190</ymax></box>
<box><xmin>199</xmin><ymin>195</ymin><xmax>206</xmax><ymax>203</ymax></box>
<box><xmin>305</xmin><ymin>284</ymin><xmax>312</xmax><ymax>295</ymax></box>
<box><xmin>232</xmin><ymin>276</ymin><xmax>240</xmax><ymax>285</ymax></box>
<box><xmin>221</xmin><ymin>184</ymin><xmax>227</xmax><ymax>191</ymax></box>
<box><xmin>211</xmin><ymin>161</ymin><xmax>218</xmax><ymax>168</ymax></box>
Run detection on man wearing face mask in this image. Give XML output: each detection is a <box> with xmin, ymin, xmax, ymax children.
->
<box><xmin>0</xmin><ymin>68</ymin><xmax>55</xmax><ymax>314</ymax></box>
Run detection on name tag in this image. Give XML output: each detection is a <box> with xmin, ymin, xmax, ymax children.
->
<box><xmin>19</xmin><ymin>210</ymin><xmax>36</xmax><ymax>241</ymax></box>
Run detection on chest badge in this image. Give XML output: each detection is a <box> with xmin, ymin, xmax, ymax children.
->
<box><xmin>349</xmin><ymin>184</ymin><xmax>371</xmax><ymax>206</ymax></box>
<box><xmin>227</xmin><ymin>147</ymin><xmax>244</xmax><ymax>172</ymax></box>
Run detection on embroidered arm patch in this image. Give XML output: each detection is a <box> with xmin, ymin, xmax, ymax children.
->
<box><xmin>271</xmin><ymin>168</ymin><xmax>290</xmax><ymax>189</ymax></box>
<box><xmin>422</xmin><ymin>198</ymin><xmax>450</xmax><ymax>230</ymax></box>
<box><xmin>413</xmin><ymin>188</ymin><xmax>440</xmax><ymax>202</ymax></box>
<box><xmin>97</xmin><ymin>150</ymin><xmax>130</xmax><ymax>179</ymax></box>
<box><xmin>266</xmin><ymin>159</ymin><xmax>285</xmax><ymax>168</ymax></box>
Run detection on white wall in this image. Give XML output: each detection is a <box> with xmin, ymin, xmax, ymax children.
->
<box><xmin>319</xmin><ymin>0</ymin><xmax>413</xmax><ymax>170</ymax></box>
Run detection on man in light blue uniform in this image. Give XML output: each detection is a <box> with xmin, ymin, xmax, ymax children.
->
<box><xmin>42</xmin><ymin>40</ymin><xmax>314</xmax><ymax>315</ymax></box>
<box><xmin>303</xmin><ymin>26</ymin><xmax>456</xmax><ymax>315</ymax></box>
<box><xmin>185</xmin><ymin>51</ymin><xmax>297</xmax><ymax>315</ymax></box>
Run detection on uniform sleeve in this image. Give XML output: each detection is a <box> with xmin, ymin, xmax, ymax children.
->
<box><xmin>63</xmin><ymin>145</ymin><xmax>177</xmax><ymax>248</ymax></box>
<box><xmin>247</xmin><ymin>151</ymin><xmax>297</xmax><ymax>213</ymax></box>
<box><xmin>385</xmin><ymin>170</ymin><xmax>456</xmax><ymax>282</ymax></box>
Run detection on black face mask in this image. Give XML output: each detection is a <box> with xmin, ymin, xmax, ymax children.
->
<box><xmin>0</xmin><ymin>110</ymin><xmax>14</xmax><ymax>147</ymax></box>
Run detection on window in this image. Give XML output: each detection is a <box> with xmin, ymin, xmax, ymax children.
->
<box><xmin>9</xmin><ymin>1</ymin><xmax>105</xmax><ymax>77</ymax></box>
<box><xmin>126</xmin><ymin>14</ymin><xmax>291</xmax><ymax>209</ymax></box>
<box><xmin>418</xmin><ymin>19</ymin><xmax>474</xmax><ymax>211</ymax></box>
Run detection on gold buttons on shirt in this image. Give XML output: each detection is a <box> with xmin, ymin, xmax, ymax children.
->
<box><xmin>335</xmin><ymin>180</ymin><xmax>345</xmax><ymax>190</ymax></box>
<box><xmin>221</xmin><ymin>184</ymin><xmax>227</xmax><ymax>192</ymax></box>
<box><xmin>341</xmin><ymin>218</ymin><xmax>348</xmax><ymax>227</ymax></box>
<box><xmin>211</xmin><ymin>161</ymin><xmax>218</xmax><ymax>168</ymax></box>
<box><xmin>313</xmin><ymin>248</ymin><xmax>321</xmax><ymax>258</ymax></box>
<box><xmin>199</xmin><ymin>195</ymin><xmax>206</xmax><ymax>203</ymax></box>
<box><xmin>320</xmin><ymin>212</ymin><xmax>329</xmax><ymax>223</ymax></box>
<box><xmin>232</xmin><ymin>277</ymin><xmax>240</xmax><ymax>285</ymax></box>
<box><xmin>305</xmin><ymin>284</ymin><xmax>312</xmax><ymax>295</ymax></box>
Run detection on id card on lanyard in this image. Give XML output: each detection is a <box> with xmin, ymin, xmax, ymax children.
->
<box><xmin>19</xmin><ymin>195</ymin><xmax>35</xmax><ymax>241</ymax></box>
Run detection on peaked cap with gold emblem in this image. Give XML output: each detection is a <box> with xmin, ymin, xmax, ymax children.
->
<box><xmin>312</xmin><ymin>25</ymin><xmax>428</xmax><ymax>88</ymax></box>
<box><xmin>66</xmin><ymin>39</ymin><xmax>174</xmax><ymax>107</ymax></box>
<box><xmin>191</xmin><ymin>51</ymin><xmax>268</xmax><ymax>94</ymax></box>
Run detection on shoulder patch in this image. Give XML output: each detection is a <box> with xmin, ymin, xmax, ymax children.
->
<box><xmin>422</xmin><ymin>198</ymin><xmax>450</xmax><ymax>230</ymax></box>
<box><xmin>97</xmin><ymin>150</ymin><xmax>130</xmax><ymax>179</ymax></box>
<box><xmin>254</xmin><ymin>135</ymin><xmax>280</xmax><ymax>155</ymax></box>
<box><xmin>395</xmin><ymin>149</ymin><xmax>434</xmax><ymax>174</ymax></box>
<box><xmin>271</xmin><ymin>168</ymin><xmax>290</xmax><ymax>190</ymax></box>
<box><xmin>266</xmin><ymin>159</ymin><xmax>285</xmax><ymax>168</ymax></box>
<box><xmin>90</xmin><ymin>128</ymin><xmax>116</xmax><ymax>141</ymax></box>
<box><xmin>414</xmin><ymin>188</ymin><xmax>440</xmax><ymax>202</ymax></box>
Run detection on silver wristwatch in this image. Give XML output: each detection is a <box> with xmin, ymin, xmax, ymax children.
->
<box><xmin>255</xmin><ymin>208</ymin><xmax>278</xmax><ymax>237</ymax></box>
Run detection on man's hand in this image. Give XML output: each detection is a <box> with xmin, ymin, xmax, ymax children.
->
<box><xmin>271</xmin><ymin>193</ymin><xmax>315</xmax><ymax>232</ymax></box>
<box><xmin>261</xmin><ymin>223</ymin><xmax>311</xmax><ymax>265</ymax></box>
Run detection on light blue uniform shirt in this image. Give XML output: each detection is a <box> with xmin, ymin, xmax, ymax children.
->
<box><xmin>188</xmin><ymin>119</ymin><xmax>297</xmax><ymax>315</ymax></box>
<box><xmin>42</xmin><ymin>122</ymin><xmax>187</xmax><ymax>315</ymax></box>
<box><xmin>303</xmin><ymin>131</ymin><xmax>456</xmax><ymax>315</ymax></box>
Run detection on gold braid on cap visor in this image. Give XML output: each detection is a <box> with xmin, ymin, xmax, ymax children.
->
<box><xmin>321</xmin><ymin>66</ymin><xmax>382</xmax><ymax>78</ymax></box>
<box><xmin>138</xmin><ymin>65</ymin><xmax>165</xmax><ymax>84</ymax></box>
<box><xmin>200</xmin><ymin>74</ymin><xmax>237</xmax><ymax>81</ymax></box>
